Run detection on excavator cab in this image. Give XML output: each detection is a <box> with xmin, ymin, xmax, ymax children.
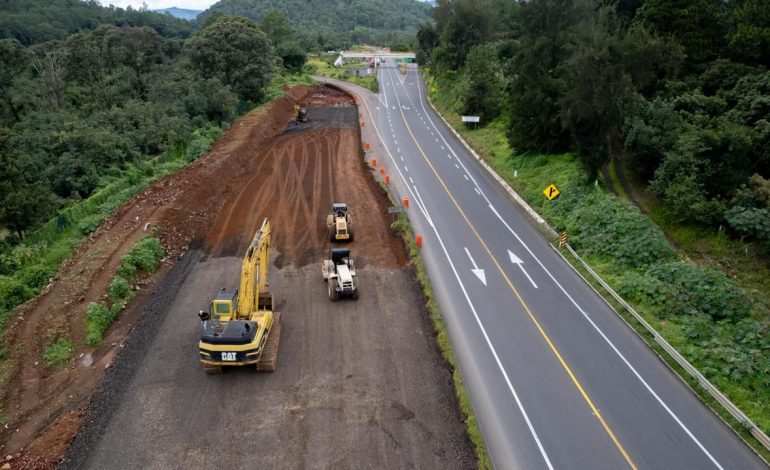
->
<box><xmin>210</xmin><ymin>288</ymin><xmax>238</xmax><ymax>321</ymax></box>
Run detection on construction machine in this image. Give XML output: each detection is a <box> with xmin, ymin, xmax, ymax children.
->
<box><xmin>294</xmin><ymin>105</ymin><xmax>308</xmax><ymax>123</ymax></box>
<box><xmin>198</xmin><ymin>218</ymin><xmax>281</xmax><ymax>374</ymax></box>
<box><xmin>326</xmin><ymin>203</ymin><xmax>353</xmax><ymax>242</ymax></box>
<box><xmin>322</xmin><ymin>248</ymin><xmax>359</xmax><ymax>301</ymax></box>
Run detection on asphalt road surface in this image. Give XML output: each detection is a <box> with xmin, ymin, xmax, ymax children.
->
<box><xmin>322</xmin><ymin>61</ymin><xmax>767</xmax><ymax>470</ymax></box>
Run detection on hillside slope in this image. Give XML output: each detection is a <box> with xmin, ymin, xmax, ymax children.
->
<box><xmin>200</xmin><ymin>0</ymin><xmax>431</xmax><ymax>46</ymax></box>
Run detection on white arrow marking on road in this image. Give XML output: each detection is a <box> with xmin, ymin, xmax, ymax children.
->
<box><xmin>464</xmin><ymin>247</ymin><xmax>487</xmax><ymax>286</ymax></box>
<box><xmin>509</xmin><ymin>250</ymin><xmax>538</xmax><ymax>288</ymax></box>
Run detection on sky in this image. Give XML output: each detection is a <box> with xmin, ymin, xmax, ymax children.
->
<box><xmin>97</xmin><ymin>0</ymin><xmax>218</xmax><ymax>10</ymax></box>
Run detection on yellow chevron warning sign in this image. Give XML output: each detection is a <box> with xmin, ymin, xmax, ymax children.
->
<box><xmin>543</xmin><ymin>183</ymin><xmax>560</xmax><ymax>201</ymax></box>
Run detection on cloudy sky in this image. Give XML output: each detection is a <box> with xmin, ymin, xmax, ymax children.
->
<box><xmin>97</xmin><ymin>0</ymin><xmax>218</xmax><ymax>10</ymax></box>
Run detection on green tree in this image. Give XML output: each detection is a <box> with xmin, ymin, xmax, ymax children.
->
<box><xmin>186</xmin><ymin>16</ymin><xmax>274</xmax><ymax>103</ymax></box>
<box><xmin>729</xmin><ymin>0</ymin><xmax>770</xmax><ymax>67</ymax></box>
<box><xmin>0</xmin><ymin>38</ymin><xmax>30</xmax><ymax>123</ymax></box>
<box><xmin>460</xmin><ymin>44</ymin><xmax>503</xmax><ymax>123</ymax></box>
<box><xmin>634</xmin><ymin>0</ymin><xmax>728</xmax><ymax>68</ymax></box>
<box><xmin>259</xmin><ymin>10</ymin><xmax>294</xmax><ymax>47</ymax></box>
<box><xmin>0</xmin><ymin>130</ymin><xmax>56</xmax><ymax>239</ymax></box>
<box><xmin>275</xmin><ymin>40</ymin><xmax>306</xmax><ymax>72</ymax></box>
<box><xmin>507</xmin><ymin>0</ymin><xmax>587</xmax><ymax>153</ymax></box>
<box><xmin>415</xmin><ymin>22</ymin><xmax>438</xmax><ymax>66</ymax></box>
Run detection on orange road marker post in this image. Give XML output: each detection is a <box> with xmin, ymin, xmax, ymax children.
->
<box><xmin>402</xmin><ymin>196</ymin><xmax>409</xmax><ymax>208</ymax></box>
<box><xmin>384</xmin><ymin>175</ymin><xmax>390</xmax><ymax>185</ymax></box>
<box><xmin>371</xmin><ymin>158</ymin><xmax>377</xmax><ymax>167</ymax></box>
<box><xmin>416</xmin><ymin>233</ymin><xmax>423</xmax><ymax>248</ymax></box>
<box><xmin>379</xmin><ymin>166</ymin><xmax>385</xmax><ymax>175</ymax></box>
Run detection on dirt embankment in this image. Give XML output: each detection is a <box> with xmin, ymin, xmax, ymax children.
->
<box><xmin>0</xmin><ymin>85</ymin><xmax>316</xmax><ymax>467</ymax></box>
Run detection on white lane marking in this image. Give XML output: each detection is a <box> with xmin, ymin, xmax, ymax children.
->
<box><xmin>400</xmin><ymin>156</ymin><xmax>404</xmax><ymax>161</ymax></box>
<box><xmin>508</xmin><ymin>250</ymin><xmax>538</xmax><ymax>289</ymax></box>
<box><xmin>475</xmin><ymin>187</ymin><xmax>481</xmax><ymax>196</ymax></box>
<box><xmin>488</xmin><ymin>203</ymin><xmax>724</xmax><ymax>469</ymax></box>
<box><xmin>464</xmin><ymin>174</ymin><xmax>469</xmax><ymax>181</ymax></box>
<box><xmin>405</xmin><ymin>166</ymin><xmax>409</xmax><ymax>173</ymax></box>
<box><xmin>435</xmin><ymin>138</ymin><xmax>439</xmax><ymax>143</ymax></box>
<box><xmin>455</xmin><ymin>163</ymin><xmax>460</xmax><ymax>169</ymax></box>
<box><xmin>394</xmin><ymin>140</ymin><xmax>398</xmax><ymax>144</ymax></box>
<box><xmin>397</xmin><ymin>147</ymin><xmax>400</xmax><ymax>153</ymax></box>
<box><xmin>430</xmin><ymin>131</ymin><xmax>435</xmax><ymax>136</ymax></box>
<box><xmin>409</xmin><ymin>176</ymin><xmax>414</xmax><ymax>184</ymax></box>
<box><xmin>441</xmin><ymin>145</ymin><xmax>445</xmax><ymax>150</ymax></box>
<box><xmin>447</xmin><ymin>154</ymin><xmax>452</xmax><ymax>160</ymax></box>
<box><xmin>376</xmin><ymin>69</ymin><xmax>552</xmax><ymax>468</ymax></box>
<box><xmin>464</xmin><ymin>247</ymin><xmax>487</xmax><ymax>286</ymax></box>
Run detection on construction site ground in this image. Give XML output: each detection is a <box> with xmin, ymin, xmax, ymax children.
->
<box><xmin>0</xmin><ymin>84</ymin><xmax>474</xmax><ymax>468</ymax></box>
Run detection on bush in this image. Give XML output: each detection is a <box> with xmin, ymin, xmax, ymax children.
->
<box><xmin>620</xmin><ymin>262</ymin><xmax>755</xmax><ymax>322</ymax></box>
<box><xmin>43</xmin><ymin>338</ymin><xmax>75</xmax><ymax>367</ymax></box>
<box><xmin>121</xmin><ymin>237</ymin><xmax>164</xmax><ymax>273</ymax></box>
<box><xmin>108</xmin><ymin>276</ymin><xmax>132</xmax><ymax>302</ymax></box>
<box><xmin>85</xmin><ymin>302</ymin><xmax>115</xmax><ymax>346</ymax></box>
<box><xmin>561</xmin><ymin>191</ymin><xmax>676</xmax><ymax>267</ymax></box>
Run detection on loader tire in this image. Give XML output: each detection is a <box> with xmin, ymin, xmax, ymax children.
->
<box><xmin>329</xmin><ymin>278</ymin><xmax>339</xmax><ymax>301</ymax></box>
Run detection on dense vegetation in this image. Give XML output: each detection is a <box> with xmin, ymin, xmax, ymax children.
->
<box><xmin>421</xmin><ymin>0</ymin><xmax>770</xmax><ymax>437</ymax></box>
<box><xmin>201</xmin><ymin>0</ymin><xmax>432</xmax><ymax>51</ymax></box>
<box><xmin>0</xmin><ymin>0</ymin><xmax>193</xmax><ymax>45</ymax></box>
<box><xmin>0</xmin><ymin>4</ymin><xmax>311</xmax><ymax>344</ymax></box>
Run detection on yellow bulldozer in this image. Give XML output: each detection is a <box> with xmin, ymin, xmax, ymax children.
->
<box><xmin>198</xmin><ymin>218</ymin><xmax>281</xmax><ymax>374</ymax></box>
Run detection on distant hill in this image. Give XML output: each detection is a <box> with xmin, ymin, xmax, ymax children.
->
<box><xmin>0</xmin><ymin>0</ymin><xmax>193</xmax><ymax>45</ymax></box>
<box><xmin>199</xmin><ymin>0</ymin><xmax>432</xmax><ymax>48</ymax></box>
<box><xmin>155</xmin><ymin>7</ymin><xmax>203</xmax><ymax>20</ymax></box>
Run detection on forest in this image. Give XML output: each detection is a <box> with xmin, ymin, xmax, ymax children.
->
<box><xmin>0</xmin><ymin>4</ymin><xmax>310</xmax><ymax>336</ymax></box>
<box><xmin>200</xmin><ymin>0</ymin><xmax>431</xmax><ymax>51</ymax></box>
<box><xmin>418</xmin><ymin>0</ymin><xmax>770</xmax><ymax>240</ymax></box>
<box><xmin>417</xmin><ymin>0</ymin><xmax>770</xmax><ymax>438</ymax></box>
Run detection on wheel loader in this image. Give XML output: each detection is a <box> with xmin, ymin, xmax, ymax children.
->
<box><xmin>322</xmin><ymin>248</ymin><xmax>359</xmax><ymax>301</ymax></box>
<box><xmin>198</xmin><ymin>218</ymin><xmax>281</xmax><ymax>374</ymax></box>
<box><xmin>326</xmin><ymin>203</ymin><xmax>353</xmax><ymax>242</ymax></box>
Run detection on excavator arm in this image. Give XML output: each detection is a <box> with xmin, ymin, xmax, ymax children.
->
<box><xmin>237</xmin><ymin>218</ymin><xmax>271</xmax><ymax>318</ymax></box>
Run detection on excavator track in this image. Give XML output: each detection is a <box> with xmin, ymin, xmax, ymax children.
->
<box><xmin>203</xmin><ymin>365</ymin><xmax>222</xmax><ymax>375</ymax></box>
<box><xmin>257</xmin><ymin>312</ymin><xmax>281</xmax><ymax>372</ymax></box>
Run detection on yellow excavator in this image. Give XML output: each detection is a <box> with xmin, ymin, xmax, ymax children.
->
<box><xmin>198</xmin><ymin>218</ymin><xmax>281</xmax><ymax>374</ymax></box>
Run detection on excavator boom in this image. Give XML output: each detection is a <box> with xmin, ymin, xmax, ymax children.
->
<box><xmin>237</xmin><ymin>218</ymin><xmax>271</xmax><ymax>317</ymax></box>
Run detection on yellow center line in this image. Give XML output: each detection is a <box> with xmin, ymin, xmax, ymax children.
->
<box><xmin>381</xmin><ymin>67</ymin><xmax>637</xmax><ymax>470</ymax></box>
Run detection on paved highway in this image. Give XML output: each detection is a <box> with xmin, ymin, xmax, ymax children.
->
<box><xmin>322</xmin><ymin>61</ymin><xmax>766</xmax><ymax>469</ymax></box>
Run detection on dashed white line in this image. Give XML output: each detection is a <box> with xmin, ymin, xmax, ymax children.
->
<box><xmin>405</xmin><ymin>166</ymin><xmax>409</xmax><ymax>172</ymax></box>
<box><xmin>455</xmin><ymin>163</ymin><xmax>460</xmax><ymax>169</ymax></box>
<box><xmin>409</xmin><ymin>176</ymin><xmax>414</xmax><ymax>183</ymax></box>
<box><xmin>464</xmin><ymin>174</ymin><xmax>469</xmax><ymax>181</ymax></box>
<box><xmin>475</xmin><ymin>187</ymin><xmax>481</xmax><ymax>196</ymax></box>
<box><xmin>441</xmin><ymin>145</ymin><xmax>445</xmax><ymax>150</ymax></box>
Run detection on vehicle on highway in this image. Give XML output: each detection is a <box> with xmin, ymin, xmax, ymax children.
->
<box><xmin>198</xmin><ymin>218</ymin><xmax>281</xmax><ymax>374</ymax></box>
<box><xmin>322</xmin><ymin>248</ymin><xmax>359</xmax><ymax>301</ymax></box>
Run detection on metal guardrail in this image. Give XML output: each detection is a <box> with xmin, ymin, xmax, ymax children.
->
<box><xmin>556</xmin><ymin>243</ymin><xmax>770</xmax><ymax>452</ymax></box>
